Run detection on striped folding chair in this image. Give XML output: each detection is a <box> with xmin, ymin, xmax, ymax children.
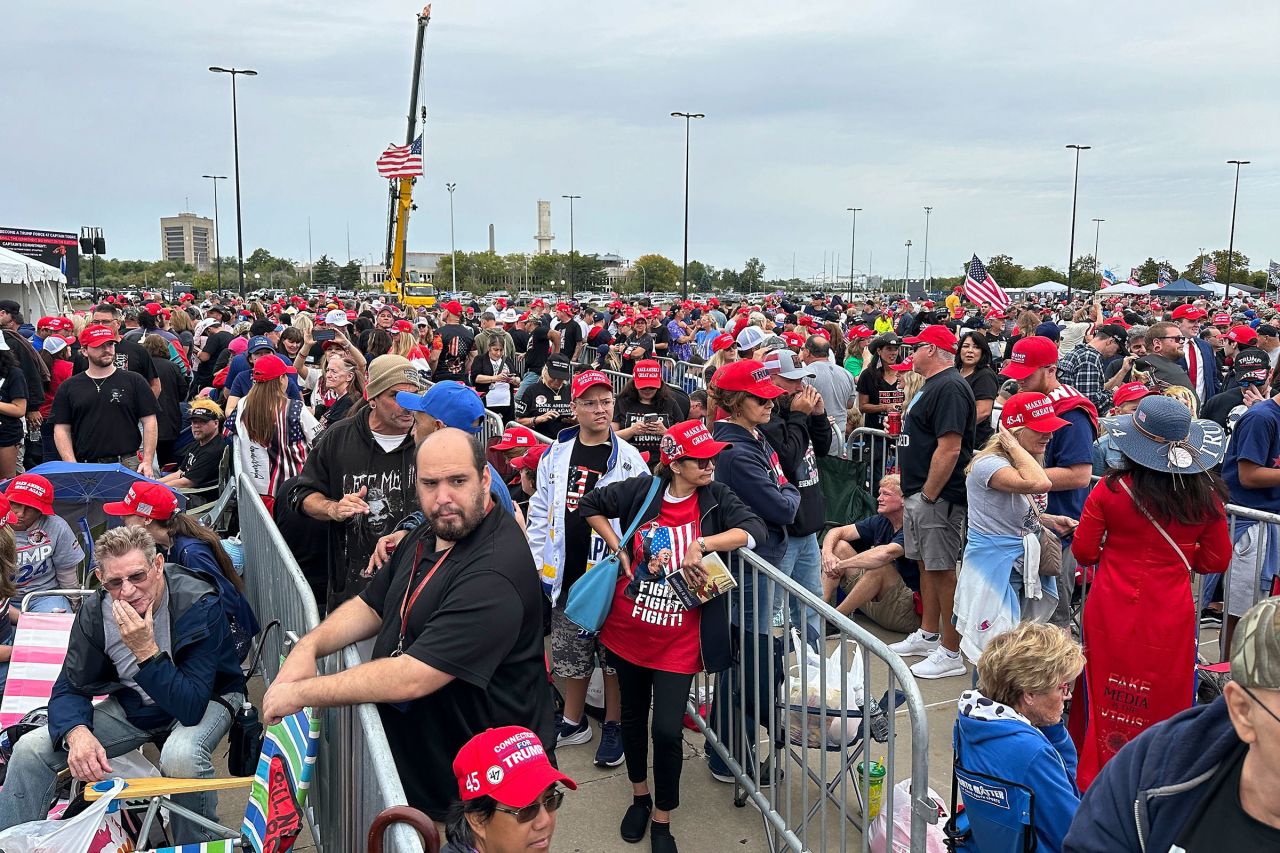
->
<box><xmin>85</xmin><ymin>706</ymin><xmax>321</xmax><ymax>852</ymax></box>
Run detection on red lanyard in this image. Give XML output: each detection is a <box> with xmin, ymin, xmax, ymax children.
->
<box><xmin>391</xmin><ymin>542</ymin><xmax>453</xmax><ymax>657</ymax></box>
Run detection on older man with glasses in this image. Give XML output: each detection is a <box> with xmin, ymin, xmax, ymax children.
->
<box><xmin>0</xmin><ymin>526</ymin><xmax>246</xmax><ymax>844</ymax></box>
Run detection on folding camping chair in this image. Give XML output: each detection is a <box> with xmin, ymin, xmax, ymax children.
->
<box><xmin>84</xmin><ymin>706</ymin><xmax>321</xmax><ymax>852</ymax></box>
<box><xmin>943</xmin><ymin>722</ymin><xmax>1036</xmax><ymax>853</ymax></box>
<box><xmin>781</xmin><ymin>688</ymin><xmax>906</xmax><ymax>832</ymax></box>
<box><xmin>0</xmin><ymin>590</ymin><xmax>96</xmax><ymax>732</ymax></box>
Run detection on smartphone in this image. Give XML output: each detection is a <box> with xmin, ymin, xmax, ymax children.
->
<box><xmin>643</xmin><ymin>413</ymin><xmax>661</xmax><ymax>425</ymax></box>
<box><xmin>313</xmin><ymin>329</ymin><xmax>337</xmax><ymax>342</ymax></box>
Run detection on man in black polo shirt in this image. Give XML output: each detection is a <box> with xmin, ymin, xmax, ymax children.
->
<box><xmin>51</xmin><ymin>325</ymin><xmax>159</xmax><ymax>476</ymax></box>
<box><xmin>262</xmin><ymin>428</ymin><xmax>554</xmax><ymax>821</ymax></box>
<box><xmin>160</xmin><ymin>399</ymin><xmax>225</xmax><ymax>491</ymax></box>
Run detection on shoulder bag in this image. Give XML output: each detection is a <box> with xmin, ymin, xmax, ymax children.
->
<box><xmin>564</xmin><ymin>477</ymin><xmax>663</xmax><ymax>633</ymax></box>
<box><xmin>1025</xmin><ymin>494</ymin><xmax>1063</xmax><ymax>578</ymax></box>
<box><xmin>1117</xmin><ymin>479</ymin><xmax>1194</xmax><ymax>581</ymax></box>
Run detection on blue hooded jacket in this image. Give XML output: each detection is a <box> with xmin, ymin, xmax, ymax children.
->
<box><xmin>956</xmin><ymin>691</ymin><xmax>1080</xmax><ymax>853</ymax></box>
<box><xmin>711</xmin><ymin>420</ymin><xmax>800</xmax><ymax>566</ymax></box>
<box><xmin>1064</xmin><ymin>697</ymin><xmax>1239</xmax><ymax>853</ymax></box>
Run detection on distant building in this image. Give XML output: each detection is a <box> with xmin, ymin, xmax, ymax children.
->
<box><xmin>160</xmin><ymin>213</ymin><xmax>216</xmax><ymax>268</ymax></box>
<box><xmin>534</xmin><ymin>200</ymin><xmax>554</xmax><ymax>255</ymax></box>
<box><xmin>361</xmin><ymin>251</ymin><xmax>447</xmax><ymax>288</ymax></box>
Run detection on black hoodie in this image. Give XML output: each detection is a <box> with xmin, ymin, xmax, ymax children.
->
<box><xmin>759</xmin><ymin>397</ymin><xmax>831</xmax><ymax>538</ymax></box>
<box><xmin>288</xmin><ymin>405</ymin><xmax>418</xmax><ymax>611</ymax></box>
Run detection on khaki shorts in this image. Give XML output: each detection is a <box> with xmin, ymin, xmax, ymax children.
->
<box><xmin>841</xmin><ymin>567</ymin><xmax>921</xmax><ymax>634</ymax></box>
<box><xmin>902</xmin><ymin>493</ymin><xmax>965</xmax><ymax>571</ymax></box>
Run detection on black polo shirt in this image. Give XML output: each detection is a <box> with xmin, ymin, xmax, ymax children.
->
<box><xmin>360</xmin><ymin>506</ymin><xmax>556</xmax><ymax>820</ymax></box>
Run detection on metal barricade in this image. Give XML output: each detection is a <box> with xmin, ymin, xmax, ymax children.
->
<box><xmin>656</xmin><ymin>355</ymin><xmax>678</xmax><ymax>383</ymax></box>
<box><xmin>480</xmin><ymin>409</ymin><xmax>505</xmax><ymax>447</ymax></box>
<box><xmin>1219</xmin><ymin>504</ymin><xmax>1280</xmax><ymax>660</ymax></box>
<box><xmin>603</xmin><ymin>369</ymin><xmax>631</xmax><ymax>397</ymax></box>
<box><xmin>846</xmin><ymin>427</ymin><xmax>895</xmax><ymax>488</ymax></box>
<box><xmin>673</xmin><ymin>360</ymin><xmax>707</xmax><ymax>393</ymax></box>
<box><xmin>236</xmin><ymin>473</ymin><xmax>425</xmax><ymax>853</ymax></box>
<box><xmin>685</xmin><ymin>548</ymin><xmax>935</xmax><ymax>852</ymax></box>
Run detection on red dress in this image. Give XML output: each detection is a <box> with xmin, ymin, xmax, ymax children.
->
<box><xmin>1067</xmin><ymin>476</ymin><xmax>1230</xmax><ymax>790</ymax></box>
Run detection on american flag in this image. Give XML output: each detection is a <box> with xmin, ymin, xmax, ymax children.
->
<box><xmin>1101</xmin><ymin>269</ymin><xmax>1118</xmax><ymax>287</ymax></box>
<box><xmin>636</xmin><ymin>521</ymin><xmax>698</xmax><ymax>577</ymax></box>
<box><xmin>1202</xmin><ymin>257</ymin><xmax>1218</xmax><ymax>282</ymax></box>
<box><xmin>963</xmin><ymin>254</ymin><xmax>1010</xmax><ymax>311</ymax></box>
<box><xmin>376</xmin><ymin>135</ymin><xmax>424</xmax><ymax>179</ymax></box>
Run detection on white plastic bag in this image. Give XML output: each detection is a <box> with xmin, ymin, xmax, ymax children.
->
<box><xmin>867</xmin><ymin>778</ymin><xmax>949</xmax><ymax>853</ymax></box>
<box><xmin>786</xmin><ymin>628</ymin><xmax>864</xmax><ymax>748</ymax></box>
<box><xmin>0</xmin><ymin>777</ymin><xmax>133</xmax><ymax>853</ymax></box>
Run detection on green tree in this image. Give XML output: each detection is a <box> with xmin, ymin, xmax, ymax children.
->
<box><xmin>1182</xmin><ymin>250</ymin><xmax>1250</xmax><ymax>284</ymax></box>
<box><xmin>741</xmin><ymin>257</ymin><xmax>766</xmax><ymax>290</ymax></box>
<box><xmin>337</xmin><ymin>260</ymin><xmax>361</xmax><ymax>289</ymax></box>
<box><xmin>984</xmin><ymin>254</ymin><xmax>1025</xmax><ymax>290</ymax></box>
<box><xmin>632</xmin><ymin>254</ymin><xmax>680</xmax><ymax>290</ymax></box>
<box><xmin>1134</xmin><ymin>257</ymin><xmax>1170</xmax><ymax>285</ymax></box>
<box><xmin>1026</xmin><ymin>265</ymin><xmax>1066</xmax><ymax>286</ymax></box>
<box><xmin>1068</xmin><ymin>255</ymin><xmax>1098</xmax><ymax>291</ymax></box>
<box><xmin>312</xmin><ymin>254</ymin><xmax>339</xmax><ymax>286</ymax></box>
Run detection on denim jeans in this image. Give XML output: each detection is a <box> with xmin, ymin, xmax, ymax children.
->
<box><xmin>21</xmin><ymin>594</ymin><xmax>72</xmax><ymax>614</ymax></box>
<box><xmin>0</xmin><ymin>693</ymin><xmax>242</xmax><ymax>844</ymax></box>
<box><xmin>775</xmin><ymin>533</ymin><xmax>822</xmax><ymax>648</ymax></box>
<box><xmin>517</xmin><ymin>371</ymin><xmax>541</xmax><ymax>399</ymax></box>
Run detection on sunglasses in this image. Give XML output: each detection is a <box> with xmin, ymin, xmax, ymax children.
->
<box><xmin>492</xmin><ymin>788</ymin><xmax>565</xmax><ymax>823</ymax></box>
<box><xmin>677</xmin><ymin>457</ymin><xmax>715</xmax><ymax>470</ymax></box>
<box><xmin>747</xmin><ymin>393</ymin><xmax>774</xmax><ymax>405</ymax></box>
<box><xmin>100</xmin><ymin>567</ymin><xmax>153</xmax><ymax>592</ymax></box>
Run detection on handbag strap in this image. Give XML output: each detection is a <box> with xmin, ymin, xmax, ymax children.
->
<box><xmin>614</xmin><ymin>476</ymin><xmax>664</xmax><ymax>554</ymax></box>
<box><xmin>1117</xmin><ymin>478</ymin><xmax>1194</xmax><ymax>576</ymax></box>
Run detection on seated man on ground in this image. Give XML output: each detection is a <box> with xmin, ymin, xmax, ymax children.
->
<box><xmin>820</xmin><ymin>474</ymin><xmax>921</xmax><ymax>635</ymax></box>
<box><xmin>0</xmin><ymin>526</ymin><xmax>246</xmax><ymax>844</ymax></box>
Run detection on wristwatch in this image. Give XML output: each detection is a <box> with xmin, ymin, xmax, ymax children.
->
<box><xmin>695</xmin><ymin>537</ymin><xmax>707</xmax><ymax>552</ymax></box>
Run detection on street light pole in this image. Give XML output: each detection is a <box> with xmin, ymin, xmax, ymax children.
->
<box><xmin>922</xmin><ymin>206</ymin><xmax>933</xmax><ymax>293</ymax></box>
<box><xmin>1225</xmin><ymin>159</ymin><xmax>1250</xmax><ymax>302</ymax></box>
<box><xmin>446</xmin><ymin>183</ymin><xmax>457</xmax><ymax>292</ymax></box>
<box><xmin>208</xmin><ymin>66</ymin><xmax>257</xmax><ymax>298</ymax></box>
<box><xmin>201</xmin><ymin>174</ymin><xmax>227</xmax><ymax>292</ymax></box>
<box><xmin>846</xmin><ymin>207</ymin><xmax>861</xmax><ymax>303</ymax></box>
<box><xmin>1091</xmin><ymin>218</ymin><xmax>1105</xmax><ymax>277</ymax></box>
<box><xmin>671</xmin><ymin>111</ymin><xmax>704</xmax><ymax>299</ymax></box>
<box><xmin>904</xmin><ymin>240</ymin><xmax>912</xmax><ymax>293</ymax></box>
<box><xmin>561</xmin><ymin>194</ymin><xmax>580</xmax><ymax>297</ymax></box>
<box><xmin>1065</xmin><ymin>144</ymin><xmax>1091</xmax><ymax>302</ymax></box>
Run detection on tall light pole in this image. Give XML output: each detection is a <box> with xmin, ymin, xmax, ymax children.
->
<box><xmin>208</xmin><ymin>66</ymin><xmax>257</xmax><ymax>298</ymax></box>
<box><xmin>446</xmin><ymin>182</ymin><xmax>457</xmax><ymax>292</ymax></box>
<box><xmin>903</xmin><ymin>240</ymin><xmax>912</xmax><ymax>294</ymax></box>
<box><xmin>1091</xmin><ymin>218</ymin><xmax>1105</xmax><ymax>277</ymax></box>
<box><xmin>922</xmin><ymin>206</ymin><xmax>933</xmax><ymax>293</ymax></box>
<box><xmin>1225</xmin><ymin>159</ymin><xmax>1250</xmax><ymax>302</ymax></box>
<box><xmin>1065</xmin><ymin>144</ymin><xmax>1091</xmax><ymax>302</ymax></box>
<box><xmin>201</xmin><ymin>175</ymin><xmax>227</xmax><ymax>292</ymax></box>
<box><xmin>846</xmin><ymin>207</ymin><xmax>861</xmax><ymax>302</ymax></box>
<box><xmin>671</xmin><ymin>111</ymin><xmax>704</xmax><ymax>299</ymax></box>
<box><xmin>561</xmin><ymin>194</ymin><xmax>580</xmax><ymax>296</ymax></box>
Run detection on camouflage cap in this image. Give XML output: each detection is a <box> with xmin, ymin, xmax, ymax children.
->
<box><xmin>1231</xmin><ymin>596</ymin><xmax>1280</xmax><ymax>689</ymax></box>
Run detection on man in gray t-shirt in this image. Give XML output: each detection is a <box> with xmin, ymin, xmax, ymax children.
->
<box><xmin>102</xmin><ymin>585</ymin><xmax>172</xmax><ymax>706</ymax></box>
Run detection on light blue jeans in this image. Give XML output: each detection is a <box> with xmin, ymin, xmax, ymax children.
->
<box><xmin>0</xmin><ymin>693</ymin><xmax>242</xmax><ymax>844</ymax></box>
<box><xmin>517</xmin><ymin>371</ymin><xmax>541</xmax><ymax>399</ymax></box>
<box><xmin>775</xmin><ymin>532</ymin><xmax>823</xmax><ymax>649</ymax></box>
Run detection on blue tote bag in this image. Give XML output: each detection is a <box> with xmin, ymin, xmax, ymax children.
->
<box><xmin>564</xmin><ymin>477</ymin><xmax>662</xmax><ymax>632</ymax></box>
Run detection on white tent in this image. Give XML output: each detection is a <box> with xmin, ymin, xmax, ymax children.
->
<box><xmin>0</xmin><ymin>246</ymin><xmax>67</xmax><ymax>319</ymax></box>
<box><xmin>1026</xmin><ymin>281</ymin><xmax>1068</xmax><ymax>293</ymax></box>
<box><xmin>1097</xmin><ymin>282</ymin><xmax>1146</xmax><ymax>295</ymax></box>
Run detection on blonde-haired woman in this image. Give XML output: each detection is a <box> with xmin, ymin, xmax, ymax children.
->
<box><xmin>952</xmin><ymin>393</ymin><xmax>1077</xmax><ymax>666</ymax></box>
<box><xmin>1163</xmin><ymin>384</ymin><xmax>1199</xmax><ymax>418</ymax></box>
<box><xmin>954</xmin><ymin>621</ymin><xmax>1084</xmax><ymax>853</ymax></box>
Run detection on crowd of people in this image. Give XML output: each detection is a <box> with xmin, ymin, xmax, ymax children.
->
<box><xmin>0</xmin><ymin>284</ymin><xmax>1275</xmax><ymax>850</ymax></box>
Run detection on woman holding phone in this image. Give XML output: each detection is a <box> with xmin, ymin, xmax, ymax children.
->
<box><xmin>613</xmin><ymin>360</ymin><xmax>685</xmax><ymax>467</ymax></box>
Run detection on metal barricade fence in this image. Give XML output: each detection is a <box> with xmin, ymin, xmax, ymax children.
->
<box><xmin>656</xmin><ymin>355</ymin><xmax>678</xmax><ymax>383</ymax></box>
<box><xmin>1219</xmin><ymin>504</ymin><xmax>1280</xmax><ymax>661</ymax></box>
<box><xmin>672</xmin><ymin>360</ymin><xmax>707</xmax><ymax>393</ymax></box>
<box><xmin>846</xmin><ymin>427</ymin><xmax>895</xmax><ymax>487</ymax></box>
<box><xmin>685</xmin><ymin>548</ymin><xmax>934</xmax><ymax>853</ymax></box>
<box><xmin>480</xmin><ymin>409</ymin><xmax>505</xmax><ymax>447</ymax></box>
<box><xmin>603</xmin><ymin>369</ymin><xmax>631</xmax><ymax>397</ymax></box>
<box><xmin>235</xmin><ymin>473</ymin><xmax>426</xmax><ymax>853</ymax></box>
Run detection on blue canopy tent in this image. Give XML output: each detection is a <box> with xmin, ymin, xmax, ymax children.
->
<box><xmin>1155</xmin><ymin>278</ymin><xmax>1214</xmax><ymax>298</ymax></box>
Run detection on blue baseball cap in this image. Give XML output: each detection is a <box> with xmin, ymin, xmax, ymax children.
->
<box><xmin>395</xmin><ymin>381</ymin><xmax>485</xmax><ymax>433</ymax></box>
<box><xmin>247</xmin><ymin>335</ymin><xmax>275</xmax><ymax>354</ymax></box>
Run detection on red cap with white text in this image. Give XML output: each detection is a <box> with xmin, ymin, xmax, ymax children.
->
<box><xmin>453</xmin><ymin>726</ymin><xmax>576</xmax><ymax>807</ymax></box>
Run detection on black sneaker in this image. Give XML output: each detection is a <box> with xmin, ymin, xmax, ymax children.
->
<box><xmin>1200</xmin><ymin>607</ymin><xmax>1223</xmax><ymax>626</ymax></box>
<box><xmin>620</xmin><ymin>799</ymin><xmax>652</xmax><ymax>843</ymax></box>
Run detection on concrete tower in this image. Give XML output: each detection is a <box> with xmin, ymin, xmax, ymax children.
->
<box><xmin>534</xmin><ymin>200</ymin><xmax>554</xmax><ymax>255</ymax></box>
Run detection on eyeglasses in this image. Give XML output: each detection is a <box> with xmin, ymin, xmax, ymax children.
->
<box><xmin>574</xmin><ymin>397</ymin><xmax>614</xmax><ymax>410</ymax></box>
<box><xmin>101</xmin><ymin>567</ymin><xmax>152</xmax><ymax>592</ymax></box>
<box><xmin>1157</xmin><ymin>335</ymin><xmax>1186</xmax><ymax>343</ymax></box>
<box><xmin>492</xmin><ymin>788</ymin><xmax>565</xmax><ymax>823</ymax></box>
<box><xmin>678</xmin><ymin>457</ymin><xmax>715</xmax><ymax>469</ymax></box>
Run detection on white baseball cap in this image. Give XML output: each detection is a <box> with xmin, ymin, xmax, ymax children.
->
<box><xmin>323</xmin><ymin>309</ymin><xmax>350</xmax><ymax>327</ymax></box>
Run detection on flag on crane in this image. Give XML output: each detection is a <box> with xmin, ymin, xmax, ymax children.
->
<box><xmin>376</xmin><ymin>135</ymin><xmax>424</xmax><ymax>179</ymax></box>
<box><xmin>963</xmin><ymin>254</ymin><xmax>1010</xmax><ymax>311</ymax></box>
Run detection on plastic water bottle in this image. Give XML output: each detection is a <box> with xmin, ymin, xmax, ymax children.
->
<box><xmin>230</xmin><ymin>701</ymin><xmax>263</xmax><ymax>777</ymax></box>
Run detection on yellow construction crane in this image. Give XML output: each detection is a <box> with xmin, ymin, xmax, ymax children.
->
<box><xmin>383</xmin><ymin>5</ymin><xmax>435</xmax><ymax>308</ymax></box>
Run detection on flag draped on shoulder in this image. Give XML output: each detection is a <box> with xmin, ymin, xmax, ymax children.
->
<box><xmin>376</xmin><ymin>134</ymin><xmax>424</xmax><ymax>179</ymax></box>
<box><xmin>963</xmin><ymin>254</ymin><xmax>1010</xmax><ymax>311</ymax></box>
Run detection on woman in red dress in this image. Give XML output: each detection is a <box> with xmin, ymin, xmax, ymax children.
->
<box><xmin>1069</xmin><ymin>394</ymin><xmax>1230</xmax><ymax>789</ymax></box>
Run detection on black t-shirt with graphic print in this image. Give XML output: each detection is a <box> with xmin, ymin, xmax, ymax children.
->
<box><xmin>433</xmin><ymin>324</ymin><xmax>475</xmax><ymax>382</ymax></box>
<box><xmin>562</xmin><ymin>440</ymin><xmax>611</xmax><ymax>592</ymax></box>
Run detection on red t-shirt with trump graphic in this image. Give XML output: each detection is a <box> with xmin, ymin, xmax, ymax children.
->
<box><xmin>601</xmin><ymin>488</ymin><xmax>703</xmax><ymax>674</ymax></box>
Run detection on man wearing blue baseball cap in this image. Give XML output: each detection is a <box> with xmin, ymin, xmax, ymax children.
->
<box><xmin>366</xmin><ymin>382</ymin><xmax>520</xmax><ymax>575</ymax></box>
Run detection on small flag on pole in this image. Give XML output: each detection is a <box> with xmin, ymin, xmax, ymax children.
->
<box><xmin>376</xmin><ymin>135</ymin><xmax>424</xmax><ymax>179</ymax></box>
<box><xmin>1269</xmin><ymin>260</ymin><xmax>1280</xmax><ymax>286</ymax></box>
<box><xmin>1128</xmin><ymin>267</ymin><xmax>1139</xmax><ymax>284</ymax></box>
<box><xmin>1201</xmin><ymin>257</ymin><xmax>1218</xmax><ymax>282</ymax></box>
<box><xmin>1158</xmin><ymin>267</ymin><xmax>1172</xmax><ymax>285</ymax></box>
<box><xmin>1101</xmin><ymin>269</ymin><xmax>1119</xmax><ymax>287</ymax></box>
<box><xmin>963</xmin><ymin>254</ymin><xmax>1010</xmax><ymax>311</ymax></box>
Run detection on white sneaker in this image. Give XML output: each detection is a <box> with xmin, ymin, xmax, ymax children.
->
<box><xmin>887</xmin><ymin>629</ymin><xmax>940</xmax><ymax>657</ymax></box>
<box><xmin>910</xmin><ymin>647</ymin><xmax>967</xmax><ymax>680</ymax></box>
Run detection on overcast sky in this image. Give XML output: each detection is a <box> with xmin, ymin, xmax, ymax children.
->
<box><xmin>7</xmin><ymin>1</ymin><xmax>1280</xmax><ymax>283</ymax></box>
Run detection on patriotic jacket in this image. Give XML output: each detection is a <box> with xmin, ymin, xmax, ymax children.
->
<box><xmin>578</xmin><ymin>476</ymin><xmax>766</xmax><ymax>673</ymax></box>
<box><xmin>527</xmin><ymin>426</ymin><xmax>647</xmax><ymax>606</ymax></box>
